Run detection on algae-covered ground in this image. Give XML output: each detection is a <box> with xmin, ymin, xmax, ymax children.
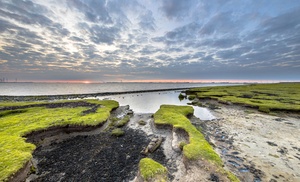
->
<box><xmin>183</xmin><ymin>82</ymin><xmax>300</xmax><ymax>181</ymax></box>
<box><xmin>139</xmin><ymin>158</ymin><xmax>168</xmax><ymax>181</ymax></box>
<box><xmin>154</xmin><ymin>105</ymin><xmax>221</xmax><ymax>164</ymax></box>
<box><xmin>153</xmin><ymin>105</ymin><xmax>239</xmax><ymax>182</ymax></box>
<box><xmin>186</xmin><ymin>83</ymin><xmax>300</xmax><ymax>113</ymax></box>
<box><xmin>0</xmin><ymin>99</ymin><xmax>118</xmax><ymax>181</ymax></box>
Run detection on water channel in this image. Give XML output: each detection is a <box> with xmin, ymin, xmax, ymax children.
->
<box><xmin>97</xmin><ymin>90</ymin><xmax>215</xmax><ymax>120</ymax></box>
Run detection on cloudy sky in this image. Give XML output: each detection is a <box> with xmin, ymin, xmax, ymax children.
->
<box><xmin>0</xmin><ymin>0</ymin><xmax>300</xmax><ymax>82</ymax></box>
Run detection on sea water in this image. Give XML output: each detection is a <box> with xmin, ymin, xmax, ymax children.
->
<box><xmin>97</xmin><ymin>91</ymin><xmax>215</xmax><ymax>120</ymax></box>
<box><xmin>0</xmin><ymin>82</ymin><xmax>234</xmax><ymax>120</ymax></box>
<box><xmin>0</xmin><ymin>82</ymin><xmax>232</xmax><ymax>96</ymax></box>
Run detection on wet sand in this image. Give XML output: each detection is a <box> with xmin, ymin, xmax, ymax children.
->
<box><xmin>203</xmin><ymin>100</ymin><xmax>300</xmax><ymax>182</ymax></box>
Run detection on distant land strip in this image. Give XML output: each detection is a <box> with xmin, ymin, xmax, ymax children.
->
<box><xmin>0</xmin><ymin>87</ymin><xmax>195</xmax><ymax>101</ymax></box>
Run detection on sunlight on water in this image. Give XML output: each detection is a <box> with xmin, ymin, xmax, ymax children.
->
<box><xmin>0</xmin><ymin>82</ymin><xmax>234</xmax><ymax>96</ymax></box>
<box><xmin>97</xmin><ymin>91</ymin><xmax>215</xmax><ymax>120</ymax></box>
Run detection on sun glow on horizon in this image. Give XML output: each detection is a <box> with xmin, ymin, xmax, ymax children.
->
<box><xmin>20</xmin><ymin>80</ymin><xmax>96</xmax><ymax>84</ymax></box>
<box><xmin>11</xmin><ymin>79</ymin><xmax>299</xmax><ymax>84</ymax></box>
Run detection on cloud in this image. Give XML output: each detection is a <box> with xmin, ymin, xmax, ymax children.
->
<box><xmin>260</xmin><ymin>7</ymin><xmax>300</xmax><ymax>35</ymax></box>
<box><xmin>0</xmin><ymin>0</ymin><xmax>300</xmax><ymax>81</ymax></box>
<box><xmin>160</xmin><ymin>0</ymin><xmax>194</xmax><ymax>20</ymax></box>
<box><xmin>138</xmin><ymin>10</ymin><xmax>156</xmax><ymax>31</ymax></box>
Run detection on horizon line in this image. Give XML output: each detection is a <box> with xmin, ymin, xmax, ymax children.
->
<box><xmin>1</xmin><ymin>79</ymin><xmax>299</xmax><ymax>84</ymax></box>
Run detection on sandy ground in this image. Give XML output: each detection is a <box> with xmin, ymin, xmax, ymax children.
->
<box><xmin>209</xmin><ymin>103</ymin><xmax>300</xmax><ymax>182</ymax></box>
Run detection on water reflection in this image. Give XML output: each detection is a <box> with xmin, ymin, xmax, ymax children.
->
<box><xmin>97</xmin><ymin>91</ymin><xmax>215</xmax><ymax>120</ymax></box>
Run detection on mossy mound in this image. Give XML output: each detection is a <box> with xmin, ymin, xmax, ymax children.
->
<box><xmin>153</xmin><ymin>105</ymin><xmax>239</xmax><ymax>182</ymax></box>
<box><xmin>139</xmin><ymin>158</ymin><xmax>168</xmax><ymax>182</ymax></box>
<box><xmin>0</xmin><ymin>99</ymin><xmax>118</xmax><ymax>182</ymax></box>
<box><xmin>154</xmin><ymin>105</ymin><xmax>222</xmax><ymax>165</ymax></box>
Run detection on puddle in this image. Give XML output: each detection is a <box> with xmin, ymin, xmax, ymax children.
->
<box><xmin>97</xmin><ymin>91</ymin><xmax>215</xmax><ymax>120</ymax></box>
<box><xmin>239</xmin><ymin>168</ymin><xmax>250</xmax><ymax>173</ymax></box>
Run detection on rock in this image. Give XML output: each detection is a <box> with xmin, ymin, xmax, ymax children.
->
<box><xmin>277</xmin><ymin>147</ymin><xmax>288</xmax><ymax>155</ymax></box>
<box><xmin>141</xmin><ymin>136</ymin><xmax>163</xmax><ymax>154</ymax></box>
<box><xmin>209</xmin><ymin>173</ymin><xmax>219</xmax><ymax>182</ymax></box>
<box><xmin>123</xmin><ymin>105</ymin><xmax>130</xmax><ymax>110</ymax></box>
<box><xmin>151</xmin><ymin>138</ymin><xmax>158</xmax><ymax>143</ymax></box>
<box><xmin>127</xmin><ymin>110</ymin><xmax>134</xmax><ymax>115</ymax></box>
<box><xmin>269</xmin><ymin>179</ymin><xmax>277</xmax><ymax>182</ymax></box>
<box><xmin>267</xmin><ymin>141</ymin><xmax>278</xmax><ymax>146</ymax></box>
<box><xmin>274</xmin><ymin>118</ymin><xmax>285</xmax><ymax>122</ymax></box>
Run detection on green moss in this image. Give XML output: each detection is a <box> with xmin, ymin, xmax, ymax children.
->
<box><xmin>244</xmin><ymin>110</ymin><xmax>256</xmax><ymax>114</ymax></box>
<box><xmin>111</xmin><ymin>128</ymin><xmax>125</xmax><ymax>137</ymax></box>
<box><xmin>188</xmin><ymin>95</ymin><xmax>196</xmax><ymax>100</ymax></box>
<box><xmin>226</xmin><ymin>171</ymin><xmax>240</xmax><ymax>182</ymax></box>
<box><xmin>178</xmin><ymin>93</ymin><xmax>185</xmax><ymax>101</ymax></box>
<box><xmin>30</xmin><ymin>165</ymin><xmax>36</xmax><ymax>174</ymax></box>
<box><xmin>154</xmin><ymin>105</ymin><xmax>222</xmax><ymax>165</ymax></box>
<box><xmin>115</xmin><ymin>115</ymin><xmax>130</xmax><ymax>127</ymax></box>
<box><xmin>0</xmin><ymin>110</ymin><xmax>28</xmax><ymax>117</ymax></box>
<box><xmin>139</xmin><ymin>158</ymin><xmax>168</xmax><ymax>181</ymax></box>
<box><xmin>179</xmin><ymin>141</ymin><xmax>187</xmax><ymax>150</ymax></box>
<box><xmin>111</xmin><ymin>117</ymin><xmax>119</xmax><ymax>122</ymax></box>
<box><xmin>188</xmin><ymin>83</ymin><xmax>300</xmax><ymax>112</ymax></box>
<box><xmin>0</xmin><ymin>101</ymin><xmax>46</xmax><ymax>107</ymax></box>
<box><xmin>0</xmin><ymin>99</ymin><xmax>119</xmax><ymax>181</ymax></box>
<box><xmin>138</xmin><ymin>120</ymin><xmax>146</xmax><ymax>125</ymax></box>
<box><xmin>0</xmin><ymin>135</ymin><xmax>35</xmax><ymax>181</ymax></box>
<box><xmin>258</xmin><ymin>106</ymin><xmax>270</xmax><ymax>113</ymax></box>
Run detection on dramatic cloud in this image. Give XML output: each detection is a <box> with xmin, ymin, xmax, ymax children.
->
<box><xmin>0</xmin><ymin>0</ymin><xmax>299</xmax><ymax>82</ymax></box>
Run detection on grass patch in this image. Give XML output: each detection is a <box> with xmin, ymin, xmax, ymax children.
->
<box><xmin>111</xmin><ymin>128</ymin><xmax>125</xmax><ymax>137</ymax></box>
<box><xmin>139</xmin><ymin>158</ymin><xmax>168</xmax><ymax>181</ymax></box>
<box><xmin>179</xmin><ymin>141</ymin><xmax>187</xmax><ymax>150</ymax></box>
<box><xmin>154</xmin><ymin>105</ymin><xmax>222</xmax><ymax>165</ymax></box>
<box><xmin>187</xmin><ymin>83</ymin><xmax>300</xmax><ymax>112</ymax></box>
<box><xmin>0</xmin><ymin>99</ymin><xmax>118</xmax><ymax>182</ymax></box>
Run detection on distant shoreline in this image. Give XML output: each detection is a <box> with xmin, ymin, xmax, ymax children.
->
<box><xmin>0</xmin><ymin>87</ymin><xmax>193</xmax><ymax>101</ymax></box>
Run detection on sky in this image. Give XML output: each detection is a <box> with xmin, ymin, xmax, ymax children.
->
<box><xmin>0</xmin><ymin>0</ymin><xmax>300</xmax><ymax>82</ymax></box>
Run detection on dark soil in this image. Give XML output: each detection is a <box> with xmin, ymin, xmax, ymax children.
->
<box><xmin>32</xmin><ymin>128</ymin><xmax>167</xmax><ymax>182</ymax></box>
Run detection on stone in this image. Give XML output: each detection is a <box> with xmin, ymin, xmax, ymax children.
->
<box><xmin>141</xmin><ymin>136</ymin><xmax>163</xmax><ymax>154</ymax></box>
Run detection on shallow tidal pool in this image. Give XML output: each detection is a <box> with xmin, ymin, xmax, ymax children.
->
<box><xmin>97</xmin><ymin>91</ymin><xmax>215</xmax><ymax>120</ymax></box>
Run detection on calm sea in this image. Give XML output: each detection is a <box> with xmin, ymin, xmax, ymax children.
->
<box><xmin>0</xmin><ymin>82</ymin><xmax>238</xmax><ymax>120</ymax></box>
<box><xmin>0</xmin><ymin>82</ymin><xmax>233</xmax><ymax>96</ymax></box>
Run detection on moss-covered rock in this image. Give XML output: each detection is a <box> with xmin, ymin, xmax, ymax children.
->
<box><xmin>139</xmin><ymin>158</ymin><xmax>168</xmax><ymax>182</ymax></box>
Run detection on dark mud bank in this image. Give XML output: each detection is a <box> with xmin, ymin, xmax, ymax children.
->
<box><xmin>30</xmin><ymin>128</ymin><xmax>167</xmax><ymax>182</ymax></box>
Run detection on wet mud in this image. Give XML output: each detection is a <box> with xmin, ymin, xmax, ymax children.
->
<box><xmin>30</xmin><ymin>128</ymin><xmax>167</xmax><ymax>182</ymax></box>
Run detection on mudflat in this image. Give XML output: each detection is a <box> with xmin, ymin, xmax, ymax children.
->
<box><xmin>203</xmin><ymin>100</ymin><xmax>300</xmax><ymax>182</ymax></box>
